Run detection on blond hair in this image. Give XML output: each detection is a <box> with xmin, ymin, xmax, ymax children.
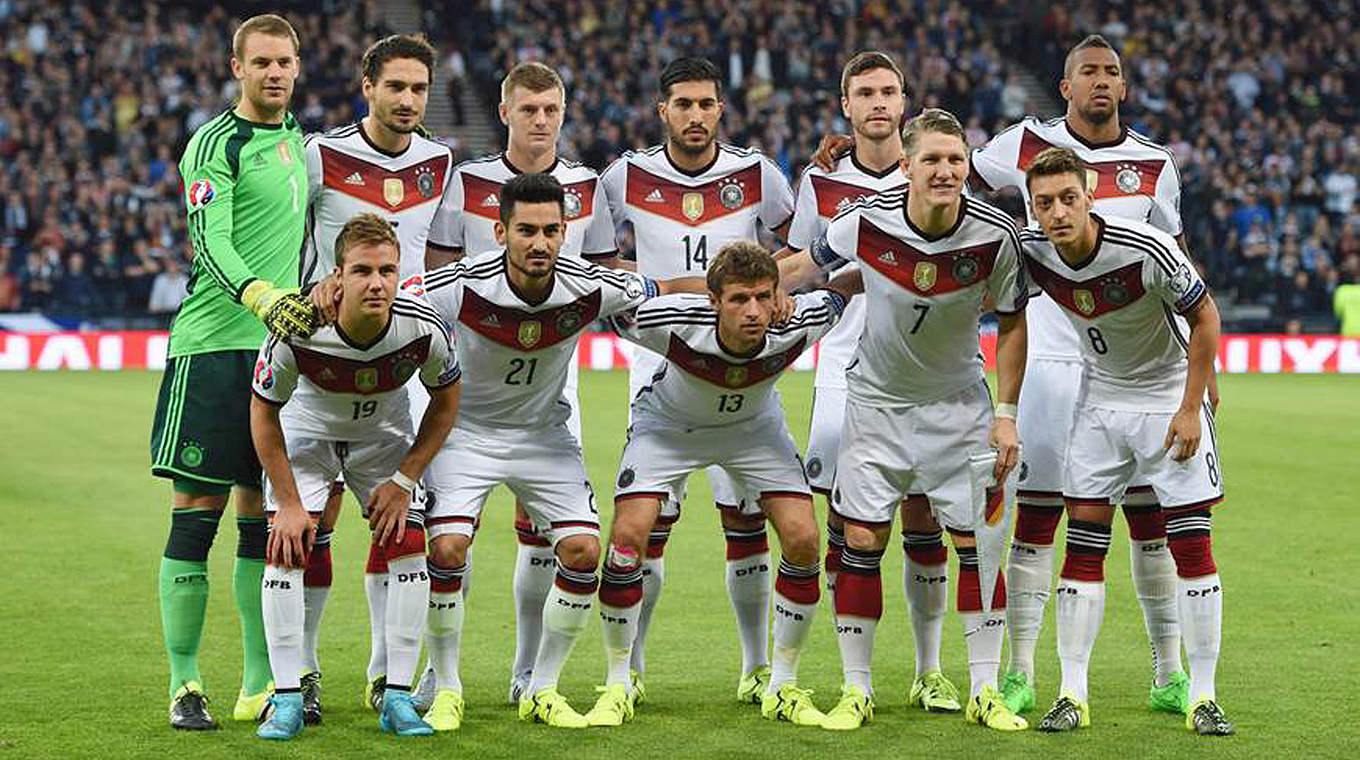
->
<box><xmin>334</xmin><ymin>213</ymin><xmax>399</xmax><ymax>265</ymax></box>
<box><xmin>500</xmin><ymin>61</ymin><xmax>565</xmax><ymax>103</ymax></box>
<box><xmin>901</xmin><ymin>108</ymin><xmax>966</xmax><ymax>156</ymax></box>
<box><xmin>232</xmin><ymin>14</ymin><xmax>299</xmax><ymax>60</ymax></box>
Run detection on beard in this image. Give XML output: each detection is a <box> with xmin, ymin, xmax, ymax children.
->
<box><xmin>1078</xmin><ymin>101</ymin><xmax>1116</xmax><ymax>126</ymax></box>
<box><xmin>668</xmin><ymin>124</ymin><xmax>715</xmax><ymax>156</ymax></box>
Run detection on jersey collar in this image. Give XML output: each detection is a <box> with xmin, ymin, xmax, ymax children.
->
<box><xmin>903</xmin><ymin>194</ymin><xmax>967</xmax><ymax>242</ymax></box>
<box><xmin>850</xmin><ymin>150</ymin><xmax>903</xmax><ymax>179</ymax></box>
<box><xmin>501</xmin><ymin>153</ymin><xmax>559</xmax><ymax>176</ymax></box>
<box><xmin>358</xmin><ymin>120</ymin><xmax>411</xmax><ymax>158</ymax></box>
<box><xmin>501</xmin><ymin>252</ymin><xmax>556</xmax><ymax>307</ymax></box>
<box><xmin>1062</xmin><ymin>213</ymin><xmax>1108</xmax><ymax>271</ymax></box>
<box><xmin>335</xmin><ymin>312</ymin><xmax>394</xmax><ymax>350</ymax></box>
<box><xmin>715</xmin><ymin>329</ymin><xmax>766</xmax><ymax>360</ymax></box>
<box><xmin>1062</xmin><ymin>119</ymin><xmax>1128</xmax><ymax>150</ymax></box>
<box><xmin>663</xmin><ymin>142</ymin><xmax>721</xmax><ymax>178</ymax></box>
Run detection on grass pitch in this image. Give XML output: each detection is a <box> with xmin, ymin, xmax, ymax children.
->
<box><xmin>0</xmin><ymin>370</ymin><xmax>1357</xmax><ymax>759</ymax></box>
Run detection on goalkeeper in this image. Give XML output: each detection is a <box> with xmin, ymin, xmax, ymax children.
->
<box><xmin>149</xmin><ymin>13</ymin><xmax>318</xmax><ymax>731</ymax></box>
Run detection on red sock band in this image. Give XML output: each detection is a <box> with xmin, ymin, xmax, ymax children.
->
<box><xmin>365</xmin><ymin>541</ymin><xmax>388</xmax><ymax>574</ymax></box>
<box><xmin>775</xmin><ymin>570</ymin><xmax>821</xmax><ymax>605</ymax></box>
<box><xmin>1123</xmin><ymin>505</ymin><xmax>1166</xmax><ymax>541</ymax></box>
<box><xmin>1014</xmin><ymin>504</ymin><xmax>1064</xmax><ymax>545</ymax></box>
<box><xmin>304</xmin><ymin>544</ymin><xmax>332</xmax><ymax>587</ymax></box>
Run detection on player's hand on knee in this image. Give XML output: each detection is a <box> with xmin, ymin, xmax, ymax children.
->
<box><xmin>1164</xmin><ymin>408</ymin><xmax>1201</xmax><ymax>462</ymax></box>
<box><xmin>307</xmin><ymin>270</ymin><xmax>342</xmax><ymax>326</ymax></box>
<box><xmin>812</xmin><ymin>133</ymin><xmax>854</xmax><ymax>173</ymax></box>
<box><xmin>368</xmin><ymin>481</ymin><xmax>412</xmax><ymax>546</ymax></box>
<box><xmin>989</xmin><ymin>417</ymin><xmax>1020</xmax><ymax>482</ymax></box>
<box><xmin>269</xmin><ymin>507</ymin><xmax>314</xmax><ymax>569</ymax></box>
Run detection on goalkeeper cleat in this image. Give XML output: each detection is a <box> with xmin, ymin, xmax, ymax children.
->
<box><xmin>300</xmin><ymin>671</ymin><xmax>322</xmax><ymax>725</ymax></box>
<box><xmin>1037</xmin><ymin>693</ymin><xmax>1090</xmax><ymax>732</ymax></box>
<box><xmin>363</xmin><ymin>675</ymin><xmax>386</xmax><ymax>713</ymax></box>
<box><xmin>1186</xmin><ymin>699</ymin><xmax>1235</xmax><ymax>736</ymax></box>
<box><xmin>169</xmin><ymin>681</ymin><xmax>219</xmax><ymax>731</ymax></box>
<box><xmin>820</xmin><ymin>684</ymin><xmax>874</xmax><ymax>731</ymax></box>
<box><xmin>508</xmin><ymin>672</ymin><xmax>532</xmax><ymax>705</ymax></box>
<box><xmin>761</xmin><ymin>683</ymin><xmax>825</xmax><ymax>726</ymax></box>
<box><xmin>412</xmin><ymin>665</ymin><xmax>437</xmax><ymax>714</ymax></box>
<box><xmin>736</xmin><ymin>665</ymin><xmax>772</xmax><ymax>704</ymax></box>
<box><xmin>966</xmin><ymin>685</ymin><xmax>1029</xmax><ymax>731</ymax></box>
<box><xmin>425</xmin><ymin>689</ymin><xmax>465</xmax><ymax>732</ymax></box>
<box><xmin>630</xmin><ymin>669</ymin><xmax>647</xmax><ymax>706</ymax></box>
<box><xmin>518</xmin><ymin>687</ymin><xmax>589</xmax><ymax>729</ymax></box>
<box><xmin>1000</xmin><ymin>671</ymin><xmax>1036</xmax><ymax>714</ymax></box>
<box><xmin>585</xmin><ymin>684</ymin><xmax>635</xmax><ymax>727</ymax></box>
<box><xmin>256</xmin><ymin>693</ymin><xmax>303</xmax><ymax>740</ymax></box>
<box><xmin>908</xmin><ymin>671</ymin><xmax>962</xmax><ymax>713</ymax></box>
<box><xmin>379</xmin><ymin>690</ymin><xmax>434</xmax><ymax>736</ymax></box>
<box><xmin>234</xmin><ymin>681</ymin><xmax>274</xmax><ymax>722</ymax></box>
<box><xmin>1150</xmin><ymin>671</ymin><xmax>1189</xmax><ymax>714</ymax></box>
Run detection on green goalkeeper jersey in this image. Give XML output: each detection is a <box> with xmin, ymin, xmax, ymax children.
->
<box><xmin>171</xmin><ymin>109</ymin><xmax>307</xmax><ymax>358</ymax></box>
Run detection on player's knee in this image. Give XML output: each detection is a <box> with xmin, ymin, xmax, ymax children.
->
<box><xmin>607</xmin><ymin>525</ymin><xmax>648</xmax><ymax>559</ymax></box>
<box><xmin>233</xmin><ymin>486</ymin><xmax>264</xmax><ymax>518</ymax></box>
<box><xmin>164</xmin><ymin>507</ymin><xmax>224</xmax><ymax>562</ymax></box>
<box><xmin>777</xmin><ymin>521</ymin><xmax>820</xmax><ymax>566</ymax></box>
<box><xmin>428</xmin><ymin>533</ymin><xmax>470</xmax><ymax>569</ymax></box>
<box><xmin>555</xmin><ymin>534</ymin><xmax>600</xmax><ymax>572</ymax></box>
<box><xmin>843</xmin><ymin>522</ymin><xmax>887</xmax><ymax>552</ymax></box>
<box><xmin>1065</xmin><ymin>499</ymin><xmax>1115</xmax><ymax>525</ymax></box>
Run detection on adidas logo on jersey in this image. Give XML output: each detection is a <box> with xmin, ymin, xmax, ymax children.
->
<box><xmin>644</xmin><ymin>189</ymin><xmax>665</xmax><ymax>203</ymax></box>
<box><xmin>878</xmin><ymin>251</ymin><xmax>898</xmax><ymax>264</ymax></box>
<box><xmin>481</xmin><ymin>194</ymin><xmax>500</xmax><ymax>208</ymax></box>
<box><xmin>480</xmin><ymin>313</ymin><xmax>501</xmax><ymax>327</ymax></box>
<box><xmin>344</xmin><ymin>172</ymin><xmax>365</xmax><ymax>186</ymax></box>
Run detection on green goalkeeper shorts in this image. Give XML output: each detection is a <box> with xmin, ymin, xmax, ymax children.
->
<box><xmin>150</xmin><ymin>349</ymin><xmax>262</xmax><ymax>491</ymax></box>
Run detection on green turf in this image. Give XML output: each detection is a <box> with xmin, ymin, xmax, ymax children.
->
<box><xmin>0</xmin><ymin>370</ymin><xmax>1356</xmax><ymax>758</ymax></box>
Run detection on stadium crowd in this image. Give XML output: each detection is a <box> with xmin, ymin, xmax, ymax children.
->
<box><xmin>0</xmin><ymin>0</ymin><xmax>1354</xmax><ymax>333</ymax></box>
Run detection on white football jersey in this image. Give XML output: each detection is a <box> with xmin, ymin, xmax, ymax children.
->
<box><xmin>612</xmin><ymin>290</ymin><xmax>844</xmax><ymax>426</ymax></box>
<box><xmin>427</xmin><ymin>153</ymin><xmax>616</xmax><ymax>260</ymax></box>
<box><xmin>971</xmin><ymin>116</ymin><xmax>1183</xmax><ymax>360</ymax></box>
<box><xmin>787</xmin><ymin>154</ymin><xmax>908</xmax><ymax>390</ymax></box>
<box><xmin>302</xmin><ymin>123</ymin><xmax>457</xmax><ymax>284</ymax></box>
<box><xmin>600</xmin><ymin>143</ymin><xmax>795</xmax><ymax>279</ymax></box>
<box><xmin>812</xmin><ymin>192</ymin><xmax>1027</xmax><ymax>406</ymax></box>
<box><xmin>408</xmin><ymin>249</ymin><xmax>657</xmax><ymax>429</ymax></box>
<box><xmin>1020</xmin><ymin>215</ymin><xmax>1206</xmax><ymax>413</ymax></box>
<box><xmin>251</xmin><ymin>293</ymin><xmax>459</xmax><ymax>441</ymax></box>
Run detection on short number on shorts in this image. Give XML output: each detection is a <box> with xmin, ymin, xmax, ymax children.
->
<box><xmin>351</xmin><ymin>400</ymin><xmax>377</xmax><ymax>420</ymax></box>
<box><xmin>1087</xmin><ymin>326</ymin><xmax>1108</xmax><ymax>354</ymax></box>
<box><xmin>683</xmin><ymin>234</ymin><xmax>708</xmax><ymax>271</ymax></box>
<box><xmin>911</xmin><ymin>303</ymin><xmax>930</xmax><ymax>334</ymax></box>
<box><xmin>718</xmin><ymin>393</ymin><xmax>744</xmax><ymax>413</ymax></box>
<box><xmin>1206</xmin><ymin>451</ymin><xmax>1219</xmax><ymax>486</ymax></box>
<box><xmin>505</xmin><ymin>357</ymin><xmax>538</xmax><ymax>385</ymax></box>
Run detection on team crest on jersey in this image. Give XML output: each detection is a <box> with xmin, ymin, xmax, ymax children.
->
<box><xmin>913</xmin><ymin>261</ymin><xmax>937</xmax><ymax>292</ymax></box>
<box><xmin>253</xmin><ymin>358</ymin><xmax>274</xmax><ymax>390</ymax></box>
<box><xmin>952</xmin><ymin>255</ymin><xmax>980</xmax><ymax>284</ymax></box>
<box><xmin>1085</xmin><ymin>168</ymin><xmax>1100</xmax><ymax>193</ymax></box>
<box><xmin>383</xmin><ymin>178</ymin><xmax>405</xmax><ymax>207</ymax></box>
<box><xmin>187</xmin><ymin>179</ymin><xmax>215</xmax><ymax>209</ymax></box>
<box><xmin>556</xmin><ymin>308</ymin><xmax>583</xmax><ymax>335</ymax></box>
<box><xmin>1115</xmin><ymin>164</ymin><xmax>1142</xmax><ymax>194</ymax></box>
<box><xmin>416</xmin><ymin>166</ymin><xmax>437</xmax><ymax>198</ymax></box>
<box><xmin>725</xmin><ymin>366</ymin><xmax>748</xmax><ymax>387</ymax></box>
<box><xmin>394</xmin><ymin>359</ymin><xmax>417</xmax><ymax>383</ymax></box>
<box><xmin>400</xmin><ymin>275</ymin><xmax>425</xmax><ymax>296</ymax></box>
<box><xmin>564</xmin><ymin>188</ymin><xmax>583</xmax><ymax>219</ymax></box>
<box><xmin>518</xmin><ymin>320</ymin><xmax>542</xmax><ymax>348</ymax></box>
<box><xmin>682</xmin><ymin>192</ymin><xmax>704</xmax><ymax>221</ymax></box>
<box><xmin>718</xmin><ymin>180</ymin><xmax>745</xmax><ymax>210</ymax></box>
<box><xmin>1073</xmin><ymin>288</ymin><xmax>1096</xmax><ymax>315</ymax></box>
<box><xmin>1102</xmin><ymin>279</ymin><xmax>1130</xmax><ymax>305</ymax></box>
<box><xmin>355</xmin><ymin>367</ymin><xmax>379</xmax><ymax>393</ymax></box>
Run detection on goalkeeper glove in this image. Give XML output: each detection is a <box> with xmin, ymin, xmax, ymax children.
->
<box><xmin>241</xmin><ymin>279</ymin><xmax>319</xmax><ymax>339</ymax></box>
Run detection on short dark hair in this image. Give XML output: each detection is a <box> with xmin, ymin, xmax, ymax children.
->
<box><xmin>901</xmin><ymin>108</ymin><xmax>967</xmax><ymax>156</ymax></box>
<box><xmin>840</xmin><ymin>51</ymin><xmax>906</xmax><ymax>97</ymax></box>
<box><xmin>659</xmin><ymin>57</ymin><xmax>722</xmax><ymax>101</ymax></box>
<box><xmin>706</xmin><ymin>241</ymin><xmax>778</xmax><ymax>295</ymax></box>
<box><xmin>1063</xmin><ymin>34</ymin><xmax>1119</xmax><ymax>77</ymax></box>
<box><xmin>1024</xmin><ymin>147</ymin><xmax>1088</xmax><ymax>193</ymax></box>
<box><xmin>498</xmin><ymin>172</ymin><xmax>565</xmax><ymax>225</ymax></box>
<box><xmin>334</xmin><ymin>212</ymin><xmax>399</xmax><ymax>265</ymax></box>
<box><xmin>362</xmin><ymin>34</ymin><xmax>436</xmax><ymax>85</ymax></box>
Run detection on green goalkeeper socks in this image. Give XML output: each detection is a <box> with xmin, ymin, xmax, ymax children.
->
<box><xmin>160</xmin><ymin>557</ymin><xmax>210</xmax><ymax>697</ymax></box>
<box><xmin>234</xmin><ymin>517</ymin><xmax>271</xmax><ymax>695</ymax></box>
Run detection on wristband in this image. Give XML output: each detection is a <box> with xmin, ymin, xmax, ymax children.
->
<box><xmin>994</xmin><ymin>403</ymin><xmax>1018</xmax><ymax>420</ymax></box>
<box><xmin>389</xmin><ymin>471</ymin><xmax>417</xmax><ymax>493</ymax></box>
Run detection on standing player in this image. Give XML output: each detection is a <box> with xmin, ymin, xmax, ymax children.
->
<box><xmin>779</xmin><ymin>109</ymin><xmax>1029</xmax><ymax>732</ymax></box>
<box><xmin>968</xmin><ymin>34</ymin><xmax>1202</xmax><ymax>715</ymax></box>
<box><xmin>1020</xmin><ymin>148</ymin><xmax>1232</xmax><ymax>736</ymax></box>
<box><xmin>299</xmin><ymin>33</ymin><xmax>456</xmax><ymax>719</ymax></box>
<box><xmin>425</xmin><ymin>62</ymin><xmax>618</xmax><ymax>703</ymax></box>
<box><xmin>150</xmin><ymin>14</ymin><xmax>315</xmax><ymax>730</ymax></box>
<box><xmin>586</xmin><ymin>242</ymin><xmax>856</xmax><ymax>727</ymax></box>
<box><xmin>250</xmin><ymin>214</ymin><xmax>461</xmax><ymax>740</ymax></box>
<box><xmin>408</xmin><ymin>172</ymin><xmax>703</xmax><ymax>729</ymax></box>
<box><xmin>599</xmin><ymin>56</ymin><xmax>796</xmax><ymax>702</ymax></box>
<box><xmin>790</xmin><ymin>52</ymin><xmax>964</xmax><ymax>713</ymax></box>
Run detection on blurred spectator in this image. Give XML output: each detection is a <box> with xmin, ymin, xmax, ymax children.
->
<box><xmin>18</xmin><ymin>248</ymin><xmax>59</xmax><ymax>311</ymax></box>
<box><xmin>148</xmin><ymin>256</ymin><xmax>189</xmax><ymax>316</ymax></box>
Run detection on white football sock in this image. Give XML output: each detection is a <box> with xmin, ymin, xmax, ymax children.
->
<box><xmin>426</xmin><ymin>563</ymin><xmax>466</xmax><ymax>694</ymax></box>
<box><xmin>1130</xmin><ymin>538</ymin><xmax>1183</xmax><ymax>686</ymax></box>
<box><xmin>301</xmin><ymin>586</ymin><xmax>329</xmax><ymax>674</ymax></box>
<box><xmin>629</xmin><ymin>556</ymin><xmax>665</xmax><ymax>675</ymax></box>
<box><xmin>904</xmin><ymin>558</ymin><xmax>948</xmax><ymax>676</ymax></box>
<box><xmin>1178</xmin><ymin>574</ymin><xmax>1222</xmax><ymax>703</ymax></box>
<box><xmin>511</xmin><ymin>543</ymin><xmax>556</xmax><ymax>683</ymax></box>
<box><xmin>1055</xmin><ymin>579</ymin><xmax>1106</xmax><ymax>703</ymax></box>
<box><xmin>364</xmin><ymin>571</ymin><xmax>388</xmax><ymax>681</ymax></box>
<box><xmin>1005</xmin><ymin>540</ymin><xmax>1053</xmax><ymax>679</ymax></box>
<box><xmin>962</xmin><ymin>609</ymin><xmax>1006</xmax><ymax>698</ymax></box>
<box><xmin>529</xmin><ymin>568</ymin><xmax>597</xmax><ymax>695</ymax></box>
<box><xmin>385</xmin><ymin>554</ymin><xmax>429</xmax><ymax>690</ymax></box>
<box><xmin>725</xmin><ymin>531</ymin><xmax>772</xmax><ymax>675</ymax></box>
<box><xmin>261</xmin><ymin>565</ymin><xmax>305</xmax><ymax>691</ymax></box>
<box><xmin>770</xmin><ymin>591</ymin><xmax>817</xmax><ymax>692</ymax></box>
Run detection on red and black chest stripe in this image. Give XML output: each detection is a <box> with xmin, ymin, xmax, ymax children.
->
<box><xmin>1025</xmin><ymin>257</ymin><xmax>1146</xmax><ymax>319</ymax></box>
<box><xmin>457</xmin><ymin>289</ymin><xmax>601</xmax><ymax>351</ymax></box>
<box><xmin>625</xmin><ymin>164</ymin><xmax>762</xmax><ymax>226</ymax></box>
<box><xmin>856</xmin><ymin>217</ymin><xmax>1000</xmax><ymax>297</ymax></box>
<box><xmin>664</xmin><ymin>334</ymin><xmax>807</xmax><ymax>389</ymax></box>
<box><xmin>811</xmin><ymin>175</ymin><xmax>903</xmax><ymax>219</ymax></box>
<box><xmin>293</xmin><ymin>335</ymin><xmax>431</xmax><ymax>395</ymax></box>
<box><xmin>319</xmin><ymin>147</ymin><xmax>449</xmax><ymax>213</ymax></box>
<box><xmin>1017</xmin><ymin>130</ymin><xmax>1163</xmax><ymax>201</ymax></box>
<box><xmin>461</xmin><ymin>173</ymin><xmax>597</xmax><ymax>223</ymax></box>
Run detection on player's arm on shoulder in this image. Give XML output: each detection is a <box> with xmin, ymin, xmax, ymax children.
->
<box><xmin>824</xmin><ymin>266</ymin><xmax>863</xmax><ymax>301</ymax></box>
<box><xmin>425</xmin><ymin>242</ymin><xmax>464</xmax><ymax>269</ymax></box>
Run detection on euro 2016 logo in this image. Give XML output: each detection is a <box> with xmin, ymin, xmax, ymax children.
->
<box><xmin>187</xmin><ymin>179</ymin><xmax>215</xmax><ymax>210</ymax></box>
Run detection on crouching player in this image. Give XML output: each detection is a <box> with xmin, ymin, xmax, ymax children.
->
<box><xmin>1020</xmin><ymin>148</ymin><xmax>1232</xmax><ymax>736</ymax></box>
<box><xmin>249</xmin><ymin>213</ymin><xmax>462</xmax><ymax>739</ymax></box>
<box><xmin>586</xmin><ymin>241</ymin><xmax>860</xmax><ymax>727</ymax></box>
